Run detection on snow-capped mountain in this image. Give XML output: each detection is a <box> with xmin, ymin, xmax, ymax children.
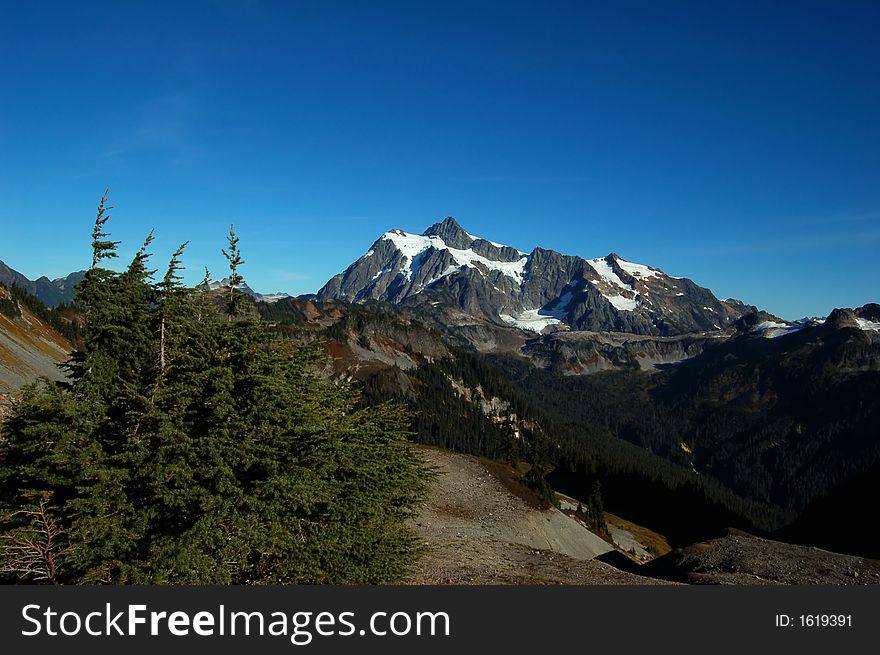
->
<box><xmin>317</xmin><ymin>217</ymin><xmax>756</xmax><ymax>335</ymax></box>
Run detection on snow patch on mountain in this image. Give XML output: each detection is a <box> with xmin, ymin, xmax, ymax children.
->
<box><xmin>616</xmin><ymin>258</ymin><xmax>661</xmax><ymax>279</ymax></box>
<box><xmin>753</xmin><ymin>320</ymin><xmax>803</xmax><ymax>339</ymax></box>
<box><xmin>549</xmin><ymin>290</ymin><xmax>575</xmax><ymax>317</ymax></box>
<box><xmin>207</xmin><ymin>279</ymin><xmax>290</xmax><ymax>303</ymax></box>
<box><xmin>382</xmin><ymin>230</ymin><xmax>528</xmax><ymax>283</ymax></box>
<box><xmin>605</xmin><ymin>294</ymin><xmax>639</xmax><ymax>311</ymax></box>
<box><xmin>585</xmin><ymin>257</ymin><xmax>641</xmax><ymax>311</ymax></box>
<box><xmin>500</xmin><ymin>309</ymin><xmax>564</xmax><ymax>333</ymax></box>
<box><xmin>856</xmin><ymin>318</ymin><xmax>880</xmax><ymax>332</ymax></box>
<box><xmin>423</xmin><ymin>264</ymin><xmax>462</xmax><ymax>288</ymax></box>
<box><xmin>587</xmin><ymin>257</ymin><xmax>629</xmax><ymax>290</ymax></box>
<box><xmin>257</xmin><ymin>293</ymin><xmax>292</xmax><ymax>303</ymax></box>
<box><xmin>500</xmin><ymin>287</ymin><xmax>577</xmax><ymax>333</ymax></box>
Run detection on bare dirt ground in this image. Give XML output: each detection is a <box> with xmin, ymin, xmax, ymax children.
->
<box><xmin>406</xmin><ymin>447</ymin><xmax>673</xmax><ymax>584</ymax></box>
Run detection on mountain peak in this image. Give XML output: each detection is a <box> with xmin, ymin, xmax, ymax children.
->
<box><xmin>317</xmin><ymin>217</ymin><xmax>753</xmax><ymax>336</ymax></box>
<box><xmin>423</xmin><ymin>215</ymin><xmax>464</xmax><ymax>233</ymax></box>
<box><xmin>421</xmin><ymin>216</ymin><xmax>473</xmax><ymax>249</ymax></box>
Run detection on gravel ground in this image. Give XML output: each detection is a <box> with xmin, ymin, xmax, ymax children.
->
<box><xmin>406</xmin><ymin>447</ymin><xmax>673</xmax><ymax>585</ymax></box>
<box><xmin>646</xmin><ymin>533</ymin><xmax>880</xmax><ymax>585</ymax></box>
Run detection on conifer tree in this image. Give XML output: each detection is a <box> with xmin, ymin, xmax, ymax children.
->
<box><xmin>221</xmin><ymin>224</ymin><xmax>247</xmax><ymax>318</ymax></box>
<box><xmin>156</xmin><ymin>242</ymin><xmax>188</xmax><ymax>373</ymax></box>
<box><xmin>0</xmin><ymin>193</ymin><xmax>430</xmax><ymax>584</ymax></box>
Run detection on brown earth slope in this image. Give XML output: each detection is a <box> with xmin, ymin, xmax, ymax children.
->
<box><xmin>0</xmin><ymin>286</ymin><xmax>71</xmax><ymax>413</ymax></box>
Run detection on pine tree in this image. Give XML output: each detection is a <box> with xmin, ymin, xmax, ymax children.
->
<box><xmin>156</xmin><ymin>241</ymin><xmax>188</xmax><ymax>373</ymax></box>
<box><xmin>221</xmin><ymin>224</ymin><xmax>248</xmax><ymax>318</ymax></box>
<box><xmin>587</xmin><ymin>480</ymin><xmax>608</xmax><ymax>535</ymax></box>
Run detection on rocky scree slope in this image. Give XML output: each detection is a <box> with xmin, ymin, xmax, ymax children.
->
<box><xmin>407</xmin><ymin>447</ymin><xmax>669</xmax><ymax>585</ymax></box>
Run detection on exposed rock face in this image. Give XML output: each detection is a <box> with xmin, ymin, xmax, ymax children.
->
<box><xmin>825</xmin><ymin>307</ymin><xmax>861</xmax><ymax>330</ymax></box>
<box><xmin>856</xmin><ymin>303</ymin><xmax>880</xmax><ymax>322</ymax></box>
<box><xmin>317</xmin><ymin>217</ymin><xmax>755</xmax><ymax>336</ymax></box>
<box><xmin>521</xmin><ymin>331</ymin><xmax>722</xmax><ymax>375</ymax></box>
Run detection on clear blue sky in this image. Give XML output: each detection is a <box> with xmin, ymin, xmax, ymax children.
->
<box><xmin>1</xmin><ymin>0</ymin><xmax>877</xmax><ymax>319</ymax></box>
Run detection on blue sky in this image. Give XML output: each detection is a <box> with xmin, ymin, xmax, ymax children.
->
<box><xmin>1</xmin><ymin>0</ymin><xmax>877</xmax><ymax>319</ymax></box>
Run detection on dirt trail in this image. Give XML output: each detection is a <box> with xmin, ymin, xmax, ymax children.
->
<box><xmin>407</xmin><ymin>447</ymin><xmax>672</xmax><ymax>584</ymax></box>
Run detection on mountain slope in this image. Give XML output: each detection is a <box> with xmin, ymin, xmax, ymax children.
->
<box><xmin>0</xmin><ymin>284</ymin><xmax>72</xmax><ymax>396</ymax></box>
<box><xmin>317</xmin><ymin>217</ymin><xmax>754</xmax><ymax>336</ymax></box>
<box><xmin>283</xmin><ymin>294</ymin><xmax>879</xmax><ymax>550</ymax></box>
<box><xmin>408</xmin><ymin>447</ymin><xmax>667</xmax><ymax>584</ymax></box>
<box><xmin>498</xmin><ymin>306</ymin><xmax>880</xmax><ymax>532</ymax></box>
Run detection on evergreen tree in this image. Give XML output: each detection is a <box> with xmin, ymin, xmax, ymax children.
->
<box><xmin>586</xmin><ymin>480</ymin><xmax>608</xmax><ymax>535</ymax></box>
<box><xmin>156</xmin><ymin>241</ymin><xmax>188</xmax><ymax>373</ymax></box>
<box><xmin>0</xmin><ymin>194</ymin><xmax>430</xmax><ymax>584</ymax></box>
<box><xmin>221</xmin><ymin>224</ymin><xmax>248</xmax><ymax>318</ymax></box>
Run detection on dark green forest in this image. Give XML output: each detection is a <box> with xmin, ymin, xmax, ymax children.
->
<box><xmin>0</xmin><ymin>195</ymin><xmax>430</xmax><ymax>584</ymax></box>
<box><xmin>491</xmin><ymin>329</ymin><xmax>880</xmax><ymax>523</ymax></box>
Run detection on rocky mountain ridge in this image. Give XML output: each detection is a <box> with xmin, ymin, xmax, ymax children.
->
<box><xmin>0</xmin><ymin>259</ymin><xmax>84</xmax><ymax>308</ymax></box>
<box><xmin>317</xmin><ymin>217</ymin><xmax>756</xmax><ymax>336</ymax></box>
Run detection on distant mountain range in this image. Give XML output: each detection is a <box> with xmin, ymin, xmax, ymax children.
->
<box><xmin>205</xmin><ymin>278</ymin><xmax>291</xmax><ymax>303</ymax></box>
<box><xmin>0</xmin><ymin>261</ymin><xmax>291</xmax><ymax>307</ymax></box>
<box><xmin>0</xmin><ymin>260</ymin><xmax>84</xmax><ymax>308</ymax></box>
<box><xmin>317</xmin><ymin>217</ymin><xmax>757</xmax><ymax>336</ymax></box>
<box><xmin>3</xmin><ymin>216</ymin><xmax>875</xmax><ymax>338</ymax></box>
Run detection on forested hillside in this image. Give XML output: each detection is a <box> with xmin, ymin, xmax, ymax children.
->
<box><xmin>255</xmin><ymin>294</ymin><xmax>880</xmax><ymax>556</ymax></box>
